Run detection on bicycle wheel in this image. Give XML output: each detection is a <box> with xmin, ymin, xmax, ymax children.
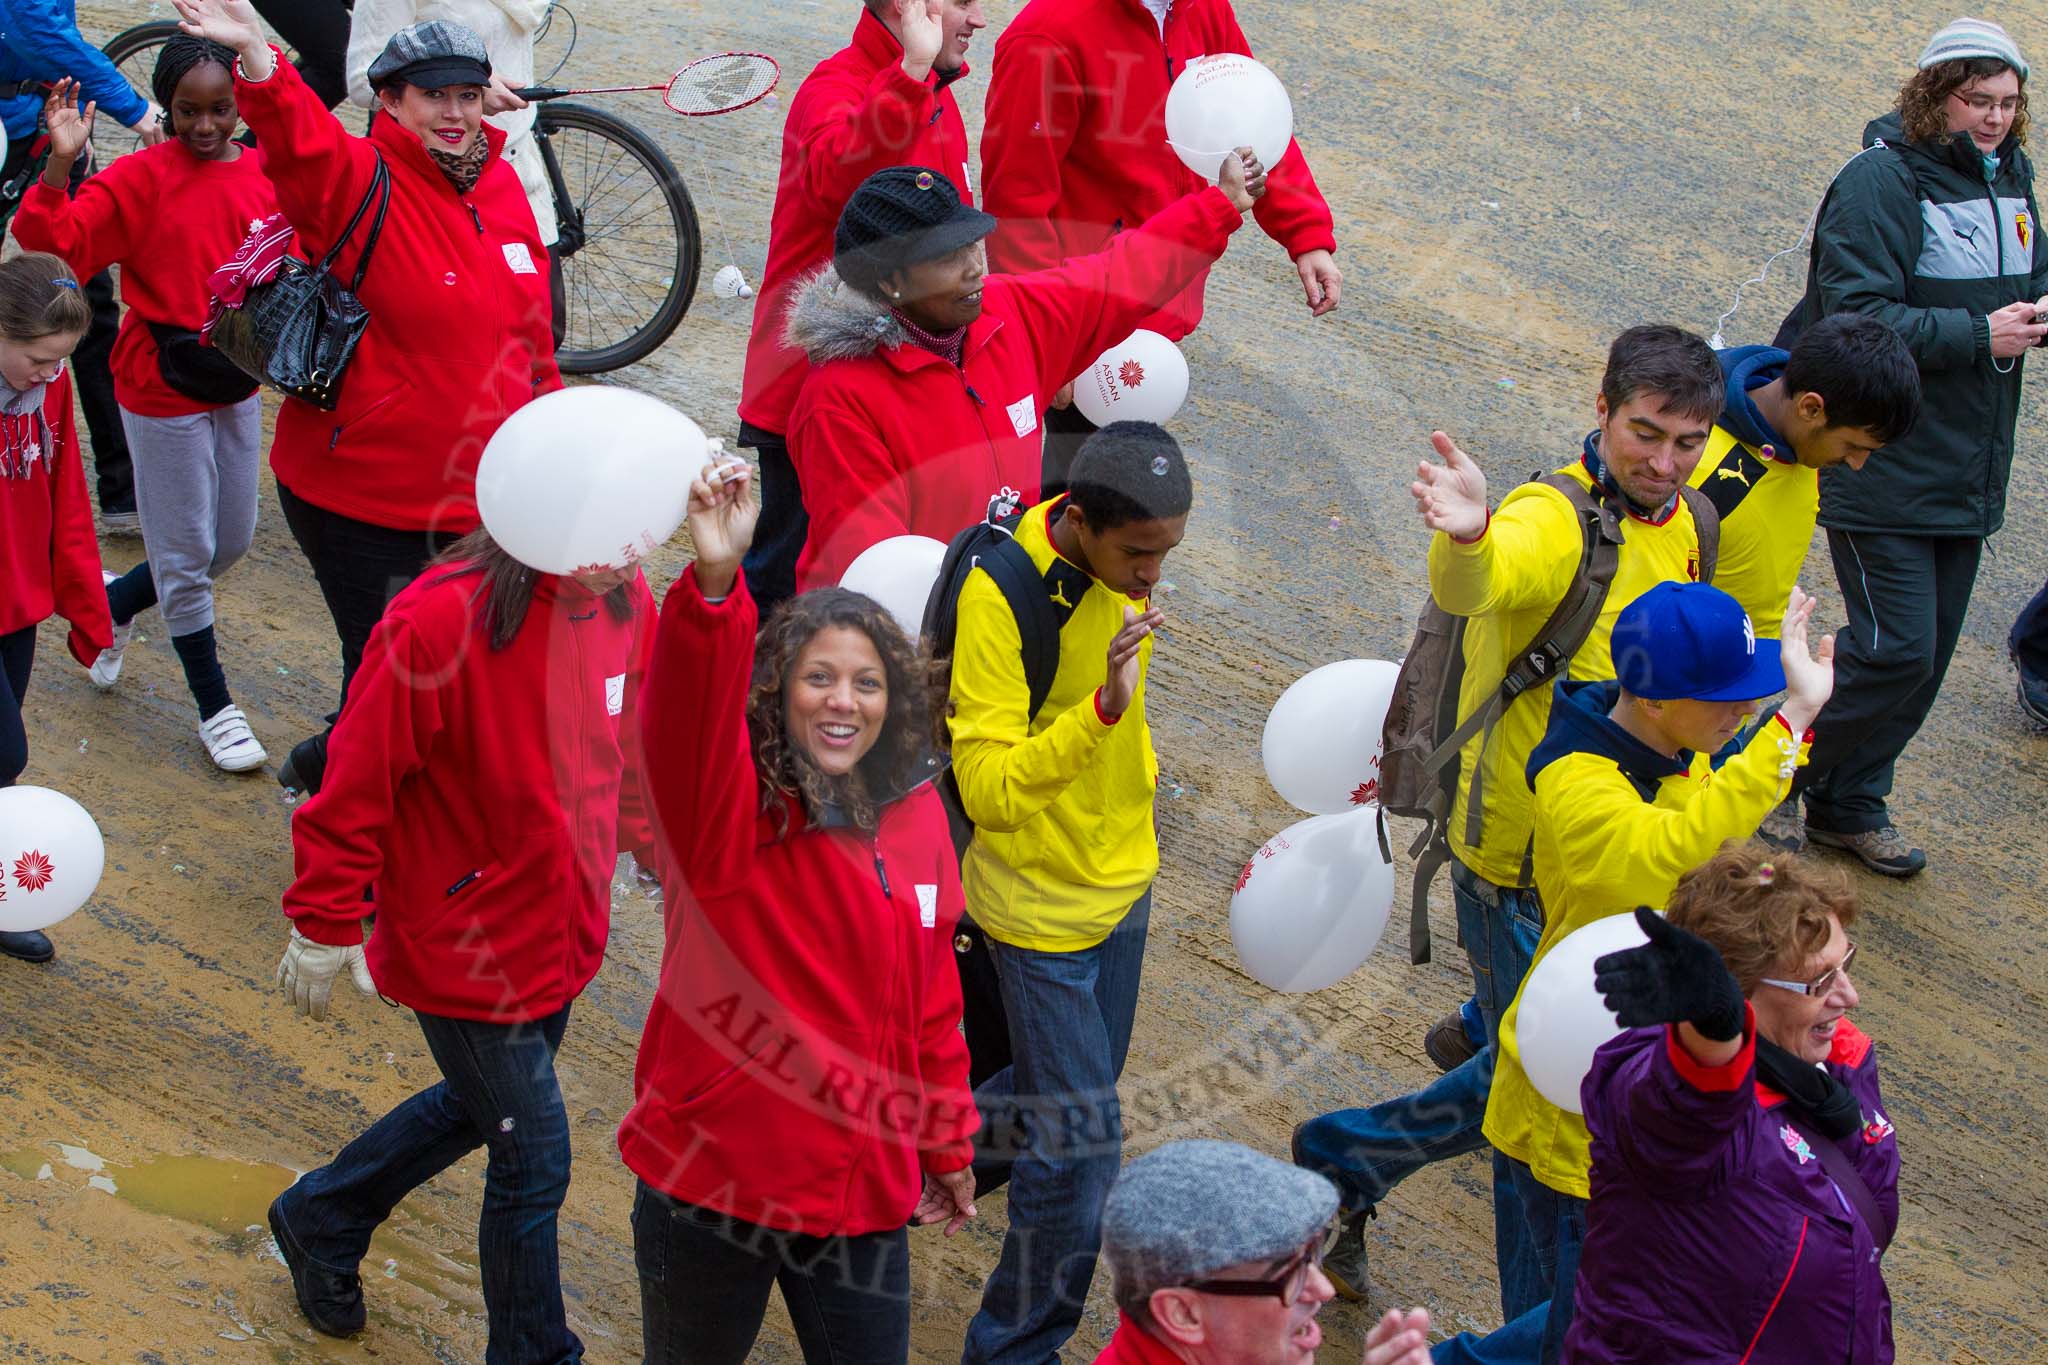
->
<box><xmin>537</xmin><ymin>101</ymin><xmax>700</xmax><ymax>374</ymax></box>
<box><xmin>90</xmin><ymin>19</ymin><xmax>179</xmax><ymax>170</ymax></box>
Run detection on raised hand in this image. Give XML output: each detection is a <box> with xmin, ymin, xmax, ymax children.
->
<box><xmin>897</xmin><ymin>0</ymin><xmax>945</xmax><ymax>80</ymax></box>
<box><xmin>1364</xmin><ymin>1308</ymin><xmax>1433</xmax><ymax>1365</ymax></box>
<box><xmin>1218</xmin><ymin>146</ymin><xmax>1267</xmax><ymax>213</ymax></box>
<box><xmin>685</xmin><ymin>456</ymin><xmax>757</xmax><ymax>600</ymax></box>
<box><xmin>170</xmin><ymin>0</ymin><xmax>270</xmax><ymax>68</ymax></box>
<box><xmin>40</xmin><ymin>80</ymin><xmax>96</xmax><ymax>164</ymax></box>
<box><xmin>1593</xmin><ymin>907</ymin><xmax>1746</xmax><ymax>1041</ymax></box>
<box><xmin>1412</xmin><ymin>430</ymin><xmax>1489</xmax><ymax>540</ymax></box>
<box><xmin>1099</xmin><ymin>604</ymin><xmax>1162</xmax><ymax>718</ymax></box>
<box><xmin>1775</xmin><ymin>586</ymin><xmax>1835</xmax><ymax>735</ymax></box>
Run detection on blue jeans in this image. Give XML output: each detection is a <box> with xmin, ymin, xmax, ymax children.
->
<box><xmin>275</xmin><ymin>1005</ymin><xmax>581</xmax><ymax>1364</ymax></box>
<box><xmin>1291</xmin><ymin>859</ymin><xmax>1545</xmax><ymax>1318</ymax></box>
<box><xmin>1431</xmin><ymin>1302</ymin><xmax>1549</xmax><ymax>1364</ymax></box>
<box><xmin>963</xmin><ymin>892</ymin><xmax>1151</xmax><ymax>1365</ymax></box>
<box><xmin>1503</xmin><ymin>1159</ymin><xmax>1586</xmax><ymax>1365</ymax></box>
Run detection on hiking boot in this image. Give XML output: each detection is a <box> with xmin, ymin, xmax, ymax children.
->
<box><xmin>268</xmin><ymin>1196</ymin><xmax>365</xmax><ymax>1337</ymax></box>
<box><xmin>1756</xmin><ymin>797</ymin><xmax>1807</xmax><ymax>854</ymax></box>
<box><xmin>1423</xmin><ymin>1010</ymin><xmax>1479</xmax><ymax>1073</ymax></box>
<box><xmin>200</xmin><ymin>706</ymin><xmax>268</xmax><ymax>773</ymax></box>
<box><xmin>1808</xmin><ymin>823</ymin><xmax>1925</xmax><ymax>877</ymax></box>
<box><xmin>90</xmin><ymin>571</ymin><xmax>133</xmax><ymax>689</ymax></box>
<box><xmin>1319</xmin><ymin>1209</ymin><xmax>1371</xmax><ymax>1302</ymax></box>
<box><xmin>0</xmin><ymin>930</ymin><xmax>55</xmax><ymax>963</ymax></box>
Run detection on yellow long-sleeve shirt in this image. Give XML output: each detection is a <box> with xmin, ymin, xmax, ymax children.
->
<box><xmin>1482</xmin><ymin>680</ymin><xmax>1809</xmax><ymax>1199</ymax></box>
<box><xmin>1687</xmin><ymin>426</ymin><xmax>1817</xmax><ymax>641</ymax></box>
<box><xmin>948</xmin><ymin>499</ymin><xmax>1159</xmax><ymax>951</ymax></box>
<box><xmin>1432</xmin><ymin>461</ymin><xmax>1707</xmax><ymax>888</ymax></box>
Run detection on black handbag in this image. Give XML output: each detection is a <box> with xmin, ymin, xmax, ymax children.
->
<box><xmin>146</xmin><ymin>321</ymin><xmax>260</xmax><ymax>406</ymax></box>
<box><xmin>211</xmin><ymin>155</ymin><xmax>391</xmax><ymax>412</ymax></box>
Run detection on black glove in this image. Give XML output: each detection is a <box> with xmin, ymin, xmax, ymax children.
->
<box><xmin>1592</xmin><ymin>907</ymin><xmax>1746</xmax><ymax>1042</ymax></box>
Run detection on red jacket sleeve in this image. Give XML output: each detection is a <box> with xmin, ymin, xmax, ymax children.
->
<box><xmin>640</xmin><ymin>566</ymin><xmax>763</xmax><ymax>902</ymax></box>
<box><xmin>1000</xmin><ymin>185</ymin><xmax>1244</xmax><ymax>396</ymax></box>
<box><xmin>232</xmin><ymin>49</ymin><xmax>381</xmax><ymax>259</ymax></box>
<box><xmin>916</xmin><ymin>835</ymin><xmax>978</xmax><ymax>1173</ymax></box>
<box><xmin>792</xmin><ymin>61</ymin><xmax>950</xmax><ymax>209</ymax></box>
<box><xmin>979</xmin><ymin>31</ymin><xmax>1085</xmax><ymax>276</ymax></box>
<box><xmin>283</xmin><ymin>611</ymin><xmax>446</xmax><ymax>945</ymax></box>
<box><xmin>788</xmin><ymin>388</ymin><xmax>916</xmax><ymax>586</ymax></box>
<box><xmin>46</xmin><ymin>375</ymin><xmax>109</xmax><ymax>666</ymax></box>
<box><xmin>614</xmin><ymin>574</ymin><xmax>659</xmax><ymax>862</ymax></box>
<box><xmin>10</xmin><ymin>156</ymin><xmax>157</xmax><ymax>283</ymax></box>
<box><xmin>1212</xmin><ymin>19</ymin><xmax>1336</xmax><ymax>260</ymax></box>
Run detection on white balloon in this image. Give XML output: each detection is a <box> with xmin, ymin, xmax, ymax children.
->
<box><xmin>1516</xmin><ymin>912</ymin><xmax>1657</xmax><ymax>1115</ymax></box>
<box><xmin>476</xmin><ymin>386</ymin><xmax>707</xmax><ymax>575</ymax></box>
<box><xmin>1229</xmin><ymin>809</ymin><xmax>1393</xmax><ymax>993</ymax></box>
<box><xmin>1164</xmin><ymin>54</ymin><xmax>1294</xmax><ymax>181</ymax></box>
<box><xmin>1071</xmin><ymin>330</ymin><xmax>1190</xmax><ymax>427</ymax></box>
<box><xmin>840</xmin><ymin>535</ymin><xmax>949</xmax><ymax>639</ymax></box>
<box><xmin>1262</xmin><ymin>659</ymin><xmax>1400</xmax><ymax>815</ymax></box>
<box><xmin>0</xmin><ymin>787</ymin><xmax>105</xmax><ymax>933</ymax></box>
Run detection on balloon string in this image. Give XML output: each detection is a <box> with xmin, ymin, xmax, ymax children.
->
<box><xmin>680</xmin><ymin>118</ymin><xmax>745</xmax><ymax>278</ymax></box>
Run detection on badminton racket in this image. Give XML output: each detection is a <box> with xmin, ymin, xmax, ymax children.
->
<box><xmin>517</xmin><ymin>52</ymin><xmax>780</xmax><ymax>116</ymax></box>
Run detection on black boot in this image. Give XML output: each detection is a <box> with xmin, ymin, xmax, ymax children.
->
<box><xmin>278</xmin><ymin>732</ymin><xmax>330</xmax><ymax>796</ymax></box>
<box><xmin>0</xmin><ymin>930</ymin><xmax>54</xmax><ymax>963</ymax></box>
<box><xmin>268</xmin><ymin>1196</ymin><xmax>365</xmax><ymax>1337</ymax></box>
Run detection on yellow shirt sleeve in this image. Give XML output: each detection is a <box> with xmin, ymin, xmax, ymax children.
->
<box><xmin>1427</xmin><ymin>482</ymin><xmax>1583</xmax><ymax>618</ymax></box>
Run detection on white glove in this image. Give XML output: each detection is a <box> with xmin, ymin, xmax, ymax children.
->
<box><xmin>276</xmin><ymin>928</ymin><xmax>377</xmax><ymax>1020</ymax></box>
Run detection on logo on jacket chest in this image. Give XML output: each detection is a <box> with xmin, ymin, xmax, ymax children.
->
<box><xmin>1007</xmin><ymin>394</ymin><xmax>1039</xmax><ymax>438</ymax></box>
<box><xmin>605</xmin><ymin>673</ymin><xmax>625</xmax><ymax>717</ymax></box>
<box><xmin>1778</xmin><ymin>1123</ymin><xmax>1815</xmax><ymax>1165</ymax></box>
<box><xmin>503</xmin><ymin>242</ymin><xmax>539</xmax><ymax>275</ymax></box>
<box><xmin>1861</xmin><ymin>1108</ymin><xmax>1895</xmax><ymax>1146</ymax></box>
<box><xmin>916</xmin><ymin>883</ymin><xmax>938</xmax><ymax>929</ymax></box>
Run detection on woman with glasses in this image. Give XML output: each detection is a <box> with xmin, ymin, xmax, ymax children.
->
<box><xmin>1563</xmin><ymin>846</ymin><xmax>1896</xmax><ymax>1361</ymax></box>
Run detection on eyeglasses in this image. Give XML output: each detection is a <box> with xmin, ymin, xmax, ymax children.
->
<box><xmin>1760</xmin><ymin>942</ymin><xmax>1857</xmax><ymax>997</ymax></box>
<box><xmin>1954</xmin><ymin>92</ymin><xmax>2022</xmax><ymax>116</ymax></box>
<box><xmin>1183</xmin><ymin>1235</ymin><xmax>1325</xmax><ymax>1305</ymax></box>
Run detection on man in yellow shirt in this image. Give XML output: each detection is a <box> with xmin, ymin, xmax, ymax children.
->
<box><xmin>949</xmin><ymin>421</ymin><xmax>1185</xmax><ymax>1364</ymax></box>
<box><xmin>1482</xmin><ymin>578</ymin><xmax>1835</xmax><ymax>1356</ymax></box>
<box><xmin>1294</xmin><ymin>326</ymin><xmax>1723</xmax><ymax>1319</ymax></box>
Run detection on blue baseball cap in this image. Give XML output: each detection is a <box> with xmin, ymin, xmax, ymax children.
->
<box><xmin>1611</xmin><ymin>581</ymin><xmax>1784</xmax><ymax>702</ymax></box>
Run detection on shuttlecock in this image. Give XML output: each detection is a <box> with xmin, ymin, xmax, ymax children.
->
<box><xmin>713</xmin><ymin>264</ymin><xmax>754</xmax><ymax>300</ymax></box>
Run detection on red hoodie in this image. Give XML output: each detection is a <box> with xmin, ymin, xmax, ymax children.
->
<box><xmin>786</xmin><ymin>185</ymin><xmax>1244</xmax><ymax>587</ymax></box>
<box><xmin>11</xmin><ymin>140</ymin><xmax>278</xmax><ymax>418</ymax></box>
<box><xmin>0</xmin><ymin>369</ymin><xmax>110</xmax><ymax>664</ymax></box>
<box><xmin>234</xmin><ymin>53</ymin><xmax>561</xmax><ymax>533</ymax></box>
<box><xmin>979</xmin><ymin>0</ymin><xmax>1335</xmax><ymax>342</ymax></box>
<box><xmin>619</xmin><ymin>569</ymin><xmax>977</xmax><ymax>1236</ymax></box>
<box><xmin>737</xmin><ymin>8</ymin><xmax>974</xmax><ymax>437</ymax></box>
<box><xmin>283</xmin><ymin>560</ymin><xmax>656</xmax><ymax>1024</ymax></box>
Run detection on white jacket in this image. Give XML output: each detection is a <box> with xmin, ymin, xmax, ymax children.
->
<box><xmin>346</xmin><ymin>0</ymin><xmax>558</xmax><ymax>243</ymax></box>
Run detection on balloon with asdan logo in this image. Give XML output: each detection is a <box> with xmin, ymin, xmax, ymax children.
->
<box><xmin>0</xmin><ymin>786</ymin><xmax>105</xmax><ymax>933</ymax></box>
<box><xmin>1071</xmin><ymin>330</ymin><xmax>1189</xmax><ymax>427</ymax></box>
<box><xmin>1229</xmin><ymin>808</ymin><xmax>1392</xmax><ymax>992</ymax></box>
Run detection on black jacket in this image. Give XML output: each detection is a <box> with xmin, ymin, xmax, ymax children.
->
<box><xmin>1782</xmin><ymin>110</ymin><xmax>2048</xmax><ymax>536</ymax></box>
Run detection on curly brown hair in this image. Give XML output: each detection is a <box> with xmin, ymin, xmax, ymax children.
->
<box><xmin>1665</xmin><ymin>845</ymin><xmax>1858</xmax><ymax>995</ymax></box>
<box><xmin>1898</xmin><ymin>56</ymin><xmax>2029</xmax><ymax>146</ymax></box>
<box><xmin>748</xmin><ymin>588</ymin><xmax>944</xmax><ymax>836</ymax></box>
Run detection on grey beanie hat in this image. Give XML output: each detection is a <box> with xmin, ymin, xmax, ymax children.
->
<box><xmin>1918</xmin><ymin>17</ymin><xmax>2028</xmax><ymax>79</ymax></box>
<box><xmin>367</xmin><ymin>20</ymin><xmax>493</xmax><ymax>91</ymax></box>
<box><xmin>1102</xmin><ymin>1141</ymin><xmax>1338</xmax><ymax>1303</ymax></box>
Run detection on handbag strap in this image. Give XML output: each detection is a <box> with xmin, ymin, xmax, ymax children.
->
<box><xmin>312</xmin><ymin>154</ymin><xmax>392</xmax><ymax>291</ymax></box>
<box><xmin>1782</xmin><ymin>1110</ymin><xmax>1892</xmax><ymax>1253</ymax></box>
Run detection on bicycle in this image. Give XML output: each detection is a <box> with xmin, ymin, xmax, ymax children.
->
<box><xmin>94</xmin><ymin>13</ymin><xmax>702</xmax><ymax>374</ymax></box>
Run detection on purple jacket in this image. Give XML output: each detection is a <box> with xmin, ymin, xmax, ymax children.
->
<box><xmin>1565</xmin><ymin>1010</ymin><xmax>1899</xmax><ymax>1363</ymax></box>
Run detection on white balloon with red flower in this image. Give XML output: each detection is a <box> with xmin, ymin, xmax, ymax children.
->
<box><xmin>0</xmin><ymin>786</ymin><xmax>105</xmax><ymax>932</ymax></box>
<box><xmin>1261</xmin><ymin>659</ymin><xmax>1400</xmax><ymax>815</ymax></box>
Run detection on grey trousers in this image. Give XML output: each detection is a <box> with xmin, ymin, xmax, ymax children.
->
<box><xmin>119</xmin><ymin>398</ymin><xmax>262</xmax><ymax>636</ymax></box>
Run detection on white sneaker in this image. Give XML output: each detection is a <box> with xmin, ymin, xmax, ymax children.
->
<box><xmin>90</xmin><ymin>570</ymin><xmax>133</xmax><ymax>690</ymax></box>
<box><xmin>199</xmin><ymin>705</ymin><xmax>269</xmax><ymax>773</ymax></box>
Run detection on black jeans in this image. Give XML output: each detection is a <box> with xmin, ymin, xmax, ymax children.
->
<box><xmin>278</xmin><ymin>1005</ymin><xmax>581</xmax><ymax>1364</ymax></box>
<box><xmin>0</xmin><ymin>142</ymin><xmax>132</xmax><ymax>514</ymax></box>
<box><xmin>737</xmin><ymin>423</ymin><xmax>806</xmax><ymax>623</ymax></box>
<box><xmin>250</xmin><ymin>0</ymin><xmax>352</xmax><ymax>109</ymax></box>
<box><xmin>1796</xmin><ymin>529</ymin><xmax>1984</xmax><ymax>832</ymax></box>
<box><xmin>1</xmin><ymin>625</ymin><xmax>33</xmax><ymax>786</ymax></box>
<box><xmin>275</xmin><ymin>481</ymin><xmax>459</xmax><ymax>714</ymax></box>
<box><xmin>631</xmin><ymin>1182</ymin><xmax>910</xmax><ymax>1365</ymax></box>
<box><xmin>2012</xmin><ymin>577</ymin><xmax>2048</xmax><ymax>681</ymax></box>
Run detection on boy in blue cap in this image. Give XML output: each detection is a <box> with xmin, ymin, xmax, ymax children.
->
<box><xmin>1480</xmin><ymin>579</ymin><xmax>1837</xmax><ymax>1357</ymax></box>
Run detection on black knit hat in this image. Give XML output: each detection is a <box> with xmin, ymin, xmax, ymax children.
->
<box><xmin>833</xmin><ymin>166</ymin><xmax>997</xmax><ymax>296</ymax></box>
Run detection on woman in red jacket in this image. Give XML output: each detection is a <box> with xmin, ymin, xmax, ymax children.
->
<box><xmin>14</xmin><ymin>42</ymin><xmax>279</xmax><ymax>774</ymax></box>
<box><xmin>265</xmin><ymin>527</ymin><xmax>654</xmax><ymax>1358</ymax></box>
<box><xmin>0</xmin><ymin>252</ymin><xmax>110</xmax><ymax>965</ymax></box>
<box><xmin>784</xmin><ymin>150</ymin><xmax>1263</xmax><ymax>588</ymax></box>
<box><xmin>621</xmin><ymin>460</ymin><xmax>977</xmax><ymax>1364</ymax></box>
<box><xmin>174</xmin><ymin>0</ymin><xmax>561</xmax><ymax>796</ymax></box>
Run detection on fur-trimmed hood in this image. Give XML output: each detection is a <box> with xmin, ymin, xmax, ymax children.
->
<box><xmin>783</xmin><ymin>267</ymin><xmax>910</xmax><ymax>364</ymax></box>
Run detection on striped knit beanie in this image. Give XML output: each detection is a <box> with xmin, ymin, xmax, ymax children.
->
<box><xmin>1918</xmin><ymin>17</ymin><xmax>2028</xmax><ymax>79</ymax></box>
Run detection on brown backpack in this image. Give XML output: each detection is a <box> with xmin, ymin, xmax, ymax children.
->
<box><xmin>1377</xmin><ymin>475</ymin><xmax>1720</xmax><ymax>964</ymax></box>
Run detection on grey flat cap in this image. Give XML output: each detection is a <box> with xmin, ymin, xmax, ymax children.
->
<box><xmin>1102</xmin><ymin>1141</ymin><xmax>1338</xmax><ymax>1299</ymax></box>
<box><xmin>367</xmin><ymin>20</ymin><xmax>492</xmax><ymax>91</ymax></box>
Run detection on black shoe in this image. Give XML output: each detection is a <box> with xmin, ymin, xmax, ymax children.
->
<box><xmin>0</xmin><ymin>929</ymin><xmax>54</xmax><ymax>963</ymax></box>
<box><xmin>2017</xmin><ymin>658</ymin><xmax>2048</xmax><ymax>731</ymax></box>
<box><xmin>268</xmin><ymin>1196</ymin><xmax>365</xmax><ymax>1337</ymax></box>
<box><xmin>278</xmin><ymin>732</ymin><xmax>329</xmax><ymax>797</ymax></box>
<box><xmin>1423</xmin><ymin>1010</ymin><xmax>1479</xmax><ymax>1073</ymax></box>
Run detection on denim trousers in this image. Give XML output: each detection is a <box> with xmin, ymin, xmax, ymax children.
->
<box><xmin>1502</xmin><ymin>1158</ymin><xmax>1586</xmax><ymax>1365</ymax></box>
<box><xmin>963</xmin><ymin>892</ymin><xmax>1151</xmax><ymax>1365</ymax></box>
<box><xmin>275</xmin><ymin>1005</ymin><xmax>581</xmax><ymax>1364</ymax></box>
<box><xmin>1430</xmin><ymin>1301</ymin><xmax>1549</xmax><ymax>1365</ymax></box>
<box><xmin>1291</xmin><ymin>859</ymin><xmax>1546</xmax><ymax>1319</ymax></box>
<box><xmin>631</xmin><ymin>1181</ymin><xmax>910</xmax><ymax>1365</ymax></box>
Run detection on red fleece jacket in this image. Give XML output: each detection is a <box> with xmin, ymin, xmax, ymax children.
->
<box><xmin>979</xmin><ymin>0</ymin><xmax>1335</xmax><ymax>342</ymax></box>
<box><xmin>787</xmin><ymin>185</ymin><xmax>1244</xmax><ymax>586</ymax></box>
<box><xmin>11</xmin><ymin>140</ymin><xmax>278</xmax><ymax>417</ymax></box>
<box><xmin>283</xmin><ymin>561</ymin><xmax>656</xmax><ymax>1024</ymax></box>
<box><xmin>619</xmin><ymin>569</ymin><xmax>977</xmax><ymax>1236</ymax></box>
<box><xmin>234</xmin><ymin>52</ymin><xmax>560</xmax><ymax>533</ymax></box>
<box><xmin>0</xmin><ymin>370</ymin><xmax>110</xmax><ymax>664</ymax></box>
<box><xmin>737</xmin><ymin>8</ymin><xmax>974</xmax><ymax>437</ymax></box>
